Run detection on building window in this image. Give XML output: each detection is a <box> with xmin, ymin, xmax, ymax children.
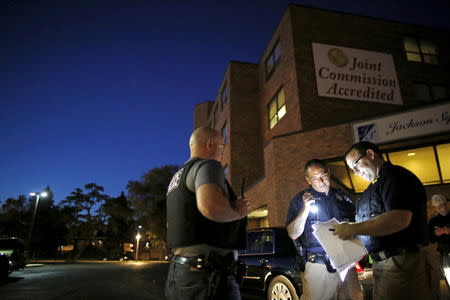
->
<box><xmin>327</xmin><ymin>161</ymin><xmax>356</xmax><ymax>191</ymax></box>
<box><xmin>222</xmin><ymin>122</ymin><xmax>228</xmax><ymax>144</ymax></box>
<box><xmin>403</xmin><ymin>37</ymin><xmax>438</xmax><ymax>64</ymax></box>
<box><xmin>221</xmin><ymin>83</ymin><xmax>228</xmax><ymax>107</ymax></box>
<box><xmin>247</xmin><ymin>206</ymin><xmax>269</xmax><ymax>229</ymax></box>
<box><xmin>328</xmin><ymin>142</ymin><xmax>450</xmax><ymax>193</ymax></box>
<box><xmin>268</xmin><ymin>88</ymin><xmax>286</xmax><ymax>129</ymax></box>
<box><xmin>412</xmin><ymin>83</ymin><xmax>448</xmax><ymax>102</ymax></box>
<box><xmin>265</xmin><ymin>40</ymin><xmax>281</xmax><ymax>77</ymax></box>
<box><xmin>437</xmin><ymin>144</ymin><xmax>450</xmax><ymax>183</ymax></box>
<box><xmin>388</xmin><ymin>146</ymin><xmax>440</xmax><ymax>185</ymax></box>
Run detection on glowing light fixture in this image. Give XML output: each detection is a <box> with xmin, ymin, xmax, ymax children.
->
<box><xmin>28</xmin><ymin>191</ymin><xmax>48</xmax><ymax>251</ymax></box>
<box><xmin>135</xmin><ymin>225</ymin><xmax>142</xmax><ymax>261</ymax></box>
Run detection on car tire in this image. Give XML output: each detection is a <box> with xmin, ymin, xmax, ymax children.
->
<box><xmin>267</xmin><ymin>275</ymin><xmax>299</xmax><ymax>300</ymax></box>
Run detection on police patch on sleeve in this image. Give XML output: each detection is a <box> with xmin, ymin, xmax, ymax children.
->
<box><xmin>167</xmin><ymin>168</ymin><xmax>184</xmax><ymax>195</ymax></box>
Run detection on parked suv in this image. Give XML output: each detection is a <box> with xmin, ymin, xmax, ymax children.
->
<box><xmin>0</xmin><ymin>237</ymin><xmax>27</xmax><ymax>277</ymax></box>
<box><xmin>238</xmin><ymin>227</ymin><xmax>302</xmax><ymax>300</ymax></box>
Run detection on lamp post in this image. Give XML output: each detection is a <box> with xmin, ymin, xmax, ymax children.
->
<box><xmin>28</xmin><ymin>191</ymin><xmax>48</xmax><ymax>251</ymax></box>
<box><xmin>135</xmin><ymin>225</ymin><xmax>142</xmax><ymax>261</ymax></box>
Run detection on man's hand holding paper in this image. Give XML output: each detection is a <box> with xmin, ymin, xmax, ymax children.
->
<box><xmin>331</xmin><ymin>222</ymin><xmax>358</xmax><ymax>240</ymax></box>
<box><xmin>311</xmin><ymin>218</ymin><xmax>367</xmax><ymax>280</ymax></box>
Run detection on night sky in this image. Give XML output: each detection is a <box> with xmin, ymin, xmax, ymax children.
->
<box><xmin>2</xmin><ymin>0</ymin><xmax>449</xmax><ymax>203</ymax></box>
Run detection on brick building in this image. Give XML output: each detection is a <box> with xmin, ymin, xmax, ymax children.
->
<box><xmin>193</xmin><ymin>5</ymin><xmax>450</xmax><ymax>228</ymax></box>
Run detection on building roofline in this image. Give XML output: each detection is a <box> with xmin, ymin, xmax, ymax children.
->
<box><xmin>229</xmin><ymin>60</ymin><xmax>258</xmax><ymax>66</ymax></box>
<box><xmin>287</xmin><ymin>3</ymin><xmax>450</xmax><ymax>31</ymax></box>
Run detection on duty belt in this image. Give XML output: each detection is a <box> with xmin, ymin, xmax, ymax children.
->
<box><xmin>306</xmin><ymin>252</ymin><xmax>336</xmax><ymax>273</ymax></box>
<box><xmin>172</xmin><ymin>255</ymin><xmax>205</xmax><ymax>269</ymax></box>
<box><xmin>371</xmin><ymin>246</ymin><xmax>419</xmax><ymax>262</ymax></box>
<box><xmin>171</xmin><ymin>252</ymin><xmax>237</xmax><ymax>271</ymax></box>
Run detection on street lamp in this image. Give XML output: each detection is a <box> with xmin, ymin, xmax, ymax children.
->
<box><xmin>28</xmin><ymin>191</ymin><xmax>48</xmax><ymax>250</ymax></box>
<box><xmin>135</xmin><ymin>225</ymin><xmax>142</xmax><ymax>261</ymax></box>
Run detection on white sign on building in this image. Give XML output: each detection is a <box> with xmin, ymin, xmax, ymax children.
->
<box><xmin>352</xmin><ymin>102</ymin><xmax>450</xmax><ymax>143</ymax></box>
<box><xmin>312</xmin><ymin>43</ymin><xmax>402</xmax><ymax>105</ymax></box>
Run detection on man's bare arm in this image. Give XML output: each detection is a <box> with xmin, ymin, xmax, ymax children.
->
<box><xmin>287</xmin><ymin>192</ymin><xmax>316</xmax><ymax>240</ymax></box>
<box><xmin>196</xmin><ymin>183</ymin><xmax>249</xmax><ymax>223</ymax></box>
<box><xmin>332</xmin><ymin>210</ymin><xmax>412</xmax><ymax>240</ymax></box>
<box><xmin>287</xmin><ymin>206</ymin><xmax>310</xmax><ymax>240</ymax></box>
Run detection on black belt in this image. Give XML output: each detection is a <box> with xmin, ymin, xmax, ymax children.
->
<box><xmin>306</xmin><ymin>252</ymin><xmax>336</xmax><ymax>273</ymax></box>
<box><xmin>172</xmin><ymin>255</ymin><xmax>205</xmax><ymax>269</ymax></box>
<box><xmin>306</xmin><ymin>252</ymin><xmax>327</xmax><ymax>263</ymax></box>
<box><xmin>371</xmin><ymin>246</ymin><xmax>419</xmax><ymax>262</ymax></box>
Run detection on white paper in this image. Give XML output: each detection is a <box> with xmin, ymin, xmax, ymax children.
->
<box><xmin>312</xmin><ymin>218</ymin><xmax>367</xmax><ymax>281</ymax></box>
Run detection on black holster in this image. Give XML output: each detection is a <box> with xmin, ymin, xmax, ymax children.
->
<box><xmin>294</xmin><ymin>240</ymin><xmax>306</xmax><ymax>272</ymax></box>
<box><xmin>307</xmin><ymin>253</ymin><xmax>336</xmax><ymax>273</ymax></box>
<box><xmin>204</xmin><ymin>251</ymin><xmax>239</xmax><ymax>299</ymax></box>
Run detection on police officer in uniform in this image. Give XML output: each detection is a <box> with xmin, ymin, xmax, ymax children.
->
<box><xmin>286</xmin><ymin>159</ymin><xmax>363</xmax><ymax>300</ymax></box>
<box><xmin>333</xmin><ymin>141</ymin><xmax>431</xmax><ymax>300</ymax></box>
<box><xmin>165</xmin><ymin>126</ymin><xmax>249</xmax><ymax>300</ymax></box>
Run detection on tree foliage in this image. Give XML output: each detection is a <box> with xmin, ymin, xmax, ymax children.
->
<box><xmin>127</xmin><ymin>165</ymin><xmax>179</xmax><ymax>246</ymax></box>
<box><xmin>61</xmin><ymin>183</ymin><xmax>109</xmax><ymax>223</ymax></box>
<box><xmin>0</xmin><ymin>164</ymin><xmax>179</xmax><ymax>258</ymax></box>
<box><xmin>98</xmin><ymin>192</ymin><xmax>134</xmax><ymax>257</ymax></box>
<box><xmin>0</xmin><ymin>195</ymin><xmax>29</xmax><ymax>239</ymax></box>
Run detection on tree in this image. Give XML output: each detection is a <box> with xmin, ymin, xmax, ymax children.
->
<box><xmin>98</xmin><ymin>192</ymin><xmax>134</xmax><ymax>257</ymax></box>
<box><xmin>61</xmin><ymin>183</ymin><xmax>110</xmax><ymax>258</ymax></box>
<box><xmin>0</xmin><ymin>195</ymin><xmax>29</xmax><ymax>239</ymax></box>
<box><xmin>127</xmin><ymin>165</ymin><xmax>179</xmax><ymax>248</ymax></box>
<box><xmin>61</xmin><ymin>183</ymin><xmax>109</xmax><ymax>223</ymax></box>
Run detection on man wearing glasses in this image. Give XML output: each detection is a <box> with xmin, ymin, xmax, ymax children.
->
<box><xmin>286</xmin><ymin>159</ymin><xmax>363</xmax><ymax>300</ymax></box>
<box><xmin>332</xmin><ymin>141</ymin><xmax>431</xmax><ymax>300</ymax></box>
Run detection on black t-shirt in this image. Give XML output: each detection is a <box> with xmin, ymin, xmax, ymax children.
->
<box><xmin>356</xmin><ymin>161</ymin><xmax>428</xmax><ymax>253</ymax></box>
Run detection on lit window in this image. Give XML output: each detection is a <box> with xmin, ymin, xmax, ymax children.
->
<box><xmin>403</xmin><ymin>37</ymin><xmax>439</xmax><ymax>64</ymax></box>
<box><xmin>412</xmin><ymin>83</ymin><xmax>448</xmax><ymax>102</ymax></box>
<box><xmin>268</xmin><ymin>89</ymin><xmax>286</xmax><ymax>129</ymax></box>
<box><xmin>328</xmin><ymin>161</ymin><xmax>354</xmax><ymax>190</ymax></box>
<box><xmin>388</xmin><ymin>146</ymin><xmax>440</xmax><ymax>185</ymax></box>
<box><xmin>265</xmin><ymin>41</ymin><xmax>281</xmax><ymax>77</ymax></box>
<box><xmin>327</xmin><ymin>160</ymin><xmax>370</xmax><ymax>193</ymax></box>
<box><xmin>221</xmin><ymin>83</ymin><xmax>228</xmax><ymax>106</ymax></box>
<box><xmin>437</xmin><ymin>144</ymin><xmax>450</xmax><ymax>183</ymax></box>
<box><xmin>248</xmin><ymin>207</ymin><xmax>269</xmax><ymax>219</ymax></box>
<box><xmin>222</xmin><ymin>122</ymin><xmax>228</xmax><ymax>144</ymax></box>
<box><xmin>329</xmin><ymin>143</ymin><xmax>449</xmax><ymax>194</ymax></box>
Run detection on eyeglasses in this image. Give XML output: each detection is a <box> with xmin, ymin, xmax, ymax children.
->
<box><xmin>350</xmin><ymin>151</ymin><xmax>367</xmax><ymax>173</ymax></box>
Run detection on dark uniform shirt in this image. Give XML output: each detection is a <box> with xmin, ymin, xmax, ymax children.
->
<box><xmin>356</xmin><ymin>161</ymin><xmax>428</xmax><ymax>253</ymax></box>
<box><xmin>286</xmin><ymin>187</ymin><xmax>355</xmax><ymax>254</ymax></box>
<box><xmin>429</xmin><ymin>213</ymin><xmax>450</xmax><ymax>254</ymax></box>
